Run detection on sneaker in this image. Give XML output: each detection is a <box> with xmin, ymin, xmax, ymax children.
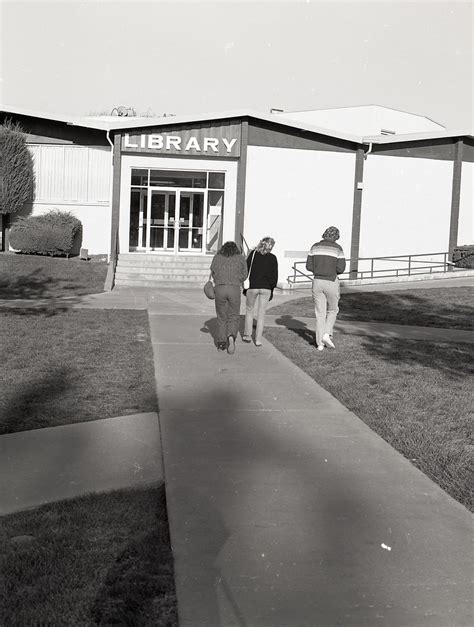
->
<box><xmin>317</xmin><ymin>345</ymin><xmax>325</xmax><ymax>351</ymax></box>
<box><xmin>217</xmin><ymin>341</ymin><xmax>227</xmax><ymax>351</ymax></box>
<box><xmin>255</xmin><ymin>341</ymin><xmax>262</xmax><ymax>347</ymax></box>
<box><xmin>227</xmin><ymin>335</ymin><xmax>235</xmax><ymax>354</ymax></box>
<box><xmin>322</xmin><ymin>334</ymin><xmax>335</xmax><ymax>349</ymax></box>
<box><xmin>242</xmin><ymin>335</ymin><xmax>252</xmax><ymax>343</ymax></box>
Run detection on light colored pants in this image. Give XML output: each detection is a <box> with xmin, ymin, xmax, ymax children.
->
<box><xmin>244</xmin><ymin>288</ymin><xmax>272</xmax><ymax>342</ymax></box>
<box><xmin>312</xmin><ymin>278</ymin><xmax>340</xmax><ymax>347</ymax></box>
<box><xmin>215</xmin><ymin>284</ymin><xmax>242</xmax><ymax>342</ymax></box>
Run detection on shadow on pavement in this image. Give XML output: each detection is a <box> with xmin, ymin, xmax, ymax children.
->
<box><xmin>160</xmin><ymin>386</ymin><xmax>390</xmax><ymax>625</ymax></box>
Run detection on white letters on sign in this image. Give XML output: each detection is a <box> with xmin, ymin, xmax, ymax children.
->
<box><xmin>123</xmin><ymin>134</ymin><xmax>238</xmax><ymax>154</ymax></box>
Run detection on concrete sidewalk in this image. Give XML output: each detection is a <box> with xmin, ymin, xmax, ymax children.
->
<box><xmin>0</xmin><ymin>413</ymin><xmax>163</xmax><ymax>515</ymax></box>
<box><xmin>149</xmin><ymin>293</ymin><xmax>473</xmax><ymax>627</ymax></box>
<box><xmin>1</xmin><ymin>285</ymin><xmax>472</xmax><ymax>625</ymax></box>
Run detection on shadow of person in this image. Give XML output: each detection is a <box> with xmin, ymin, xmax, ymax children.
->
<box><xmin>274</xmin><ymin>314</ymin><xmax>315</xmax><ymax>346</ymax></box>
<box><xmin>158</xmin><ymin>385</ymin><xmax>388</xmax><ymax>626</ymax></box>
<box><xmin>201</xmin><ymin>316</ymin><xmax>247</xmax><ymax>348</ymax></box>
<box><xmin>169</xmin><ymin>484</ymin><xmax>245</xmax><ymax>627</ymax></box>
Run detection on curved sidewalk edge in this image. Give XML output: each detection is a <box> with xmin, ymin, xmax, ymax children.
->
<box><xmin>265</xmin><ymin>315</ymin><xmax>474</xmax><ymax>343</ymax></box>
<box><xmin>0</xmin><ymin>413</ymin><xmax>163</xmax><ymax>516</ymax></box>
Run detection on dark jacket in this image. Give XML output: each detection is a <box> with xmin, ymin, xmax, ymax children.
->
<box><xmin>305</xmin><ymin>240</ymin><xmax>346</xmax><ymax>281</ymax></box>
<box><xmin>247</xmin><ymin>250</ymin><xmax>278</xmax><ymax>292</ymax></box>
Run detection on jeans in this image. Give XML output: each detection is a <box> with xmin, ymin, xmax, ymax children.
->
<box><xmin>215</xmin><ymin>284</ymin><xmax>242</xmax><ymax>342</ymax></box>
<box><xmin>244</xmin><ymin>288</ymin><xmax>272</xmax><ymax>343</ymax></box>
<box><xmin>312</xmin><ymin>278</ymin><xmax>340</xmax><ymax>346</ymax></box>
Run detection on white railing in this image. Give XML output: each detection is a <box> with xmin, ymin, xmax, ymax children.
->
<box><xmin>288</xmin><ymin>251</ymin><xmax>462</xmax><ymax>285</ymax></box>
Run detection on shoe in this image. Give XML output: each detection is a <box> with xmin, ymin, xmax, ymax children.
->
<box><xmin>242</xmin><ymin>335</ymin><xmax>252</xmax><ymax>343</ymax></box>
<box><xmin>317</xmin><ymin>345</ymin><xmax>325</xmax><ymax>351</ymax></box>
<box><xmin>322</xmin><ymin>333</ymin><xmax>335</xmax><ymax>349</ymax></box>
<box><xmin>217</xmin><ymin>341</ymin><xmax>227</xmax><ymax>351</ymax></box>
<box><xmin>255</xmin><ymin>341</ymin><xmax>262</xmax><ymax>347</ymax></box>
<box><xmin>227</xmin><ymin>335</ymin><xmax>235</xmax><ymax>354</ymax></box>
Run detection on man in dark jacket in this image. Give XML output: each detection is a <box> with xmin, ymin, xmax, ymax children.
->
<box><xmin>306</xmin><ymin>226</ymin><xmax>346</xmax><ymax>351</ymax></box>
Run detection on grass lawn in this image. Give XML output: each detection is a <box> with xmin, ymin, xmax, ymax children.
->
<box><xmin>0</xmin><ymin>485</ymin><xmax>178</xmax><ymax>626</ymax></box>
<box><xmin>0</xmin><ymin>309</ymin><xmax>158</xmax><ymax>435</ymax></box>
<box><xmin>264</xmin><ymin>327</ymin><xmax>473</xmax><ymax>511</ymax></box>
<box><xmin>268</xmin><ymin>286</ymin><xmax>473</xmax><ymax>330</ymax></box>
<box><xmin>0</xmin><ymin>253</ymin><xmax>107</xmax><ymax>299</ymax></box>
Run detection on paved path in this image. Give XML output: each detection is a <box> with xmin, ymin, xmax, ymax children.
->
<box><xmin>148</xmin><ymin>290</ymin><xmax>473</xmax><ymax>627</ymax></box>
<box><xmin>0</xmin><ymin>413</ymin><xmax>162</xmax><ymax>515</ymax></box>
<box><xmin>1</xmin><ymin>284</ymin><xmax>472</xmax><ymax>625</ymax></box>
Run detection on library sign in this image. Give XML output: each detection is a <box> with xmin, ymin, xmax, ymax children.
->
<box><xmin>121</xmin><ymin>123</ymin><xmax>241</xmax><ymax>158</ymax></box>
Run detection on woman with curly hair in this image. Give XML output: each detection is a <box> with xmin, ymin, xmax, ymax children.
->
<box><xmin>210</xmin><ymin>241</ymin><xmax>248</xmax><ymax>354</ymax></box>
<box><xmin>243</xmin><ymin>237</ymin><xmax>278</xmax><ymax>347</ymax></box>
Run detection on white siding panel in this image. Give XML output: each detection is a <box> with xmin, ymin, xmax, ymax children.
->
<box><xmin>40</xmin><ymin>146</ymin><xmax>65</xmax><ymax>200</ymax></box>
<box><xmin>458</xmin><ymin>162</ymin><xmax>473</xmax><ymax>245</ymax></box>
<box><xmin>88</xmin><ymin>147</ymin><xmax>111</xmax><ymax>202</ymax></box>
<box><xmin>360</xmin><ymin>156</ymin><xmax>453</xmax><ymax>258</ymax></box>
<box><xmin>27</xmin><ymin>144</ymin><xmax>111</xmax><ymax>204</ymax></box>
<box><xmin>64</xmin><ymin>147</ymin><xmax>89</xmax><ymax>201</ymax></box>
<box><xmin>244</xmin><ymin>146</ymin><xmax>355</xmax><ymax>283</ymax></box>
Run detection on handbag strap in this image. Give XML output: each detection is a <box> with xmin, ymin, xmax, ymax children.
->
<box><xmin>247</xmin><ymin>250</ymin><xmax>256</xmax><ymax>279</ymax></box>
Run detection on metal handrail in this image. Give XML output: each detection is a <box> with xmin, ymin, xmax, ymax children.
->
<box><xmin>288</xmin><ymin>251</ymin><xmax>459</xmax><ymax>284</ymax></box>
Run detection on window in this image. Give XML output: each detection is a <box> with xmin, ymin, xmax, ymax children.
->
<box><xmin>29</xmin><ymin>145</ymin><xmax>110</xmax><ymax>203</ymax></box>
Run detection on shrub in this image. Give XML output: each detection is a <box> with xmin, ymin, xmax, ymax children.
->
<box><xmin>0</xmin><ymin>121</ymin><xmax>34</xmax><ymax>216</ymax></box>
<box><xmin>9</xmin><ymin>210</ymin><xmax>82</xmax><ymax>257</ymax></box>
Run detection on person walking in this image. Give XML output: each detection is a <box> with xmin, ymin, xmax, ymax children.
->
<box><xmin>210</xmin><ymin>241</ymin><xmax>248</xmax><ymax>354</ymax></box>
<box><xmin>306</xmin><ymin>226</ymin><xmax>346</xmax><ymax>351</ymax></box>
<box><xmin>243</xmin><ymin>237</ymin><xmax>278</xmax><ymax>347</ymax></box>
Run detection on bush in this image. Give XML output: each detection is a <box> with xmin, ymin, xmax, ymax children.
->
<box><xmin>9</xmin><ymin>210</ymin><xmax>82</xmax><ymax>257</ymax></box>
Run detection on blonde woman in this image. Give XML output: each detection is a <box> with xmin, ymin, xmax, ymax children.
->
<box><xmin>243</xmin><ymin>237</ymin><xmax>278</xmax><ymax>346</ymax></box>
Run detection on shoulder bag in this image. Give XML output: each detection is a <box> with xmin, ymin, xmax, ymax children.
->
<box><xmin>203</xmin><ymin>272</ymin><xmax>215</xmax><ymax>300</ymax></box>
<box><xmin>243</xmin><ymin>250</ymin><xmax>256</xmax><ymax>291</ymax></box>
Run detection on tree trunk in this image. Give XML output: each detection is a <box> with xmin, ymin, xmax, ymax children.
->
<box><xmin>1</xmin><ymin>214</ymin><xmax>10</xmax><ymax>252</ymax></box>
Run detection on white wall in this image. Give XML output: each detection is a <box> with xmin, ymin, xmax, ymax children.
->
<box><xmin>120</xmin><ymin>155</ymin><xmax>238</xmax><ymax>253</ymax></box>
<box><xmin>458</xmin><ymin>162</ymin><xmax>473</xmax><ymax>246</ymax></box>
<box><xmin>9</xmin><ymin>145</ymin><xmax>112</xmax><ymax>254</ymax></box>
<box><xmin>18</xmin><ymin>202</ymin><xmax>111</xmax><ymax>255</ymax></box>
<box><xmin>359</xmin><ymin>155</ymin><xmax>453</xmax><ymax>272</ymax></box>
<box><xmin>244</xmin><ymin>146</ymin><xmax>355</xmax><ymax>284</ymax></box>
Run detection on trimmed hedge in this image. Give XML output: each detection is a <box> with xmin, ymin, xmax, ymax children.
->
<box><xmin>9</xmin><ymin>210</ymin><xmax>82</xmax><ymax>257</ymax></box>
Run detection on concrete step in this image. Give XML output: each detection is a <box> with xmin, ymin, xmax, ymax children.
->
<box><xmin>118</xmin><ymin>253</ymin><xmax>212</xmax><ymax>263</ymax></box>
<box><xmin>116</xmin><ymin>265</ymin><xmax>210</xmax><ymax>277</ymax></box>
<box><xmin>117</xmin><ymin>259</ymin><xmax>211</xmax><ymax>269</ymax></box>
<box><xmin>115</xmin><ymin>272</ymin><xmax>208</xmax><ymax>282</ymax></box>
<box><xmin>114</xmin><ymin>277</ymin><xmax>205</xmax><ymax>288</ymax></box>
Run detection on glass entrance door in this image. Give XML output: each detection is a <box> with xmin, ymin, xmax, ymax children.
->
<box><xmin>178</xmin><ymin>192</ymin><xmax>205</xmax><ymax>251</ymax></box>
<box><xmin>147</xmin><ymin>191</ymin><xmax>176</xmax><ymax>251</ymax></box>
<box><xmin>143</xmin><ymin>190</ymin><xmax>205</xmax><ymax>252</ymax></box>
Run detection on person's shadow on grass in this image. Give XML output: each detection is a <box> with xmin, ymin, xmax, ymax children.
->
<box><xmin>274</xmin><ymin>314</ymin><xmax>316</xmax><ymax>346</ymax></box>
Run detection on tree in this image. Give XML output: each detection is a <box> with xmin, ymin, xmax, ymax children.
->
<box><xmin>0</xmin><ymin>120</ymin><xmax>35</xmax><ymax>251</ymax></box>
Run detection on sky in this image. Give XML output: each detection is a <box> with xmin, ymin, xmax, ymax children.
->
<box><xmin>1</xmin><ymin>0</ymin><xmax>472</xmax><ymax>129</ymax></box>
